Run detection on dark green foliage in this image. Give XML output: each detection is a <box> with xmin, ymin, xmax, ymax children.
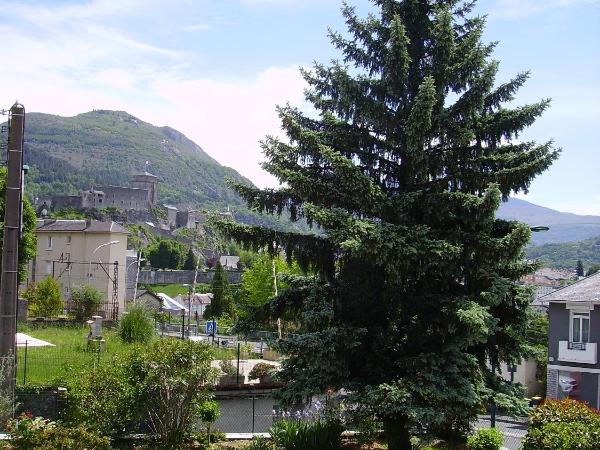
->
<box><xmin>70</xmin><ymin>284</ymin><xmax>103</xmax><ymax>321</ymax></box>
<box><xmin>522</xmin><ymin>399</ymin><xmax>600</xmax><ymax>450</ymax></box>
<box><xmin>183</xmin><ymin>247</ymin><xmax>198</xmax><ymax>270</ymax></box>
<box><xmin>118</xmin><ymin>303</ymin><xmax>155</xmax><ymax>343</ymax></box>
<box><xmin>0</xmin><ymin>167</ymin><xmax>37</xmax><ymax>283</ymax></box>
<box><xmin>576</xmin><ymin>260</ymin><xmax>585</xmax><ymax>277</ymax></box>
<box><xmin>146</xmin><ymin>239</ymin><xmax>187</xmax><ymax>270</ymax></box>
<box><xmin>204</xmin><ymin>262</ymin><xmax>233</xmax><ymax>318</ymax></box>
<box><xmin>466</xmin><ymin>428</ymin><xmax>504</xmax><ymax>450</ymax></box>
<box><xmin>197</xmin><ymin>400</ymin><xmax>220</xmax><ymax>445</ymax></box>
<box><xmin>219</xmin><ymin>1</ymin><xmax>557</xmax><ymax>449</ymax></box>
<box><xmin>527</xmin><ymin>236</ymin><xmax>600</xmax><ymax>270</ymax></box>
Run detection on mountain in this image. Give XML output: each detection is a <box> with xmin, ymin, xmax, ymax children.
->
<box><xmin>497</xmin><ymin>198</ymin><xmax>600</xmax><ymax>245</ymax></box>
<box><xmin>20</xmin><ymin>110</ymin><xmax>250</xmax><ymax>208</ymax></box>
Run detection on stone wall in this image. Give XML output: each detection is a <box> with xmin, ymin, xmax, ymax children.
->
<box><xmin>138</xmin><ymin>269</ymin><xmax>242</xmax><ymax>285</ymax></box>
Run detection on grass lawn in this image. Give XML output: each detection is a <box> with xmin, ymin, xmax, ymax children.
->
<box><xmin>144</xmin><ymin>283</ymin><xmax>211</xmax><ymax>298</ymax></box>
<box><xmin>16</xmin><ymin>324</ymin><xmax>236</xmax><ymax>386</ymax></box>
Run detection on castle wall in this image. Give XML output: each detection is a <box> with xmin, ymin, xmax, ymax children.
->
<box><xmin>95</xmin><ymin>185</ymin><xmax>150</xmax><ymax>210</ymax></box>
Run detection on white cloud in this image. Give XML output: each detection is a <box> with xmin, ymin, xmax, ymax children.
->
<box><xmin>491</xmin><ymin>0</ymin><xmax>599</xmax><ymax>19</ymax></box>
<box><xmin>181</xmin><ymin>23</ymin><xmax>212</xmax><ymax>32</ymax></box>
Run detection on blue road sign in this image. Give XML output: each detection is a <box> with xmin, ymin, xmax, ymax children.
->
<box><xmin>206</xmin><ymin>321</ymin><xmax>217</xmax><ymax>336</ymax></box>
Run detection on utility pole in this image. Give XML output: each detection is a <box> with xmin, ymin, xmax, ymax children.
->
<box><xmin>0</xmin><ymin>103</ymin><xmax>25</xmax><ymax>396</ymax></box>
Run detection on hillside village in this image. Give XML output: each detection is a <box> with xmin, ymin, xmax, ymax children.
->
<box><xmin>0</xmin><ymin>1</ymin><xmax>599</xmax><ymax>450</ymax></box>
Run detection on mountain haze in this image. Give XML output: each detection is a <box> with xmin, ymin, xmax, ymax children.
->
<box><xmin>497</xmin><ymin>198</ymin><xmax>600</xmax><ymax>245</ymax></box>
<box><xmin>22</xmin><ymin>110</ymin><xmax>250</xmax><ymax>208</ymax></box>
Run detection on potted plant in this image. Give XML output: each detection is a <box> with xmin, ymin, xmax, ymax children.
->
<box><xmin>218</xmin><ymin>360</ymin><xmax>238</xmax><ymax>385</ymax></box>
<box><xmin>248</xmin><ymin>363</ymin><xmax>277</xmax><ymax>384</ymax></box>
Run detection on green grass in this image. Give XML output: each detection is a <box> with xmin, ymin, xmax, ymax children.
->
<box><xmin>16</xmin><ymin>324</ymin><xmax>236</xmax><ymax>386</ymax></box>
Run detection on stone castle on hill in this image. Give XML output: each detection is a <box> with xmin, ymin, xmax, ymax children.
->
<box><xmin>52</xmin><ymin>172</ymin><xmax>159</xmax><ymax>212</ymax></box>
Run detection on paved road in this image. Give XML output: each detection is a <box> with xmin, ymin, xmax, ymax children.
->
<box><xmin>476</xmin><ymin>415</ymin><xmax>527</xmax><ymax>450</ymax></box>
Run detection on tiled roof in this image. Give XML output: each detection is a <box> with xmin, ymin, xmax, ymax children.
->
<box><xmin>537</xmin><ymin>272</ymin><xmax>600</xmax><ymax>305</ymax></box>
<box><xmin>36</xmin><ymin>220</ymin><xmax>129</xmax><ymax>234</ymax></box>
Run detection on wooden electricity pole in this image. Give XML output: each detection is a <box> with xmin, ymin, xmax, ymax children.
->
<box><xmin>0</xmin><ymin>103</ymin><xmax>25</xmax><ymax>394</ymax></box>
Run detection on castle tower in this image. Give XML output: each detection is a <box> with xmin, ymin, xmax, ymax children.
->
<box><xmin>132</xmin><ymin>171</ymin><xmax>159</xmax><ymax>206</ymax></box>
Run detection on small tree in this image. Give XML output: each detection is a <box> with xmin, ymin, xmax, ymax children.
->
<box><xmin>30</xmin><ymin>277</ymin><xmax>63</xmax><ymax>318</ymax></box>
<box><xmin>576</xmin><ymin>260</ymin><xmax>585</xmax><ymax>277</ymax></box>
<box><xmin>183</xmin><ymin>248</ymin><xmax>197</xmax><ymax>271</ymax></box>
<box><xmin>70</xmin><ymin>284</ymin><xmax>103</xmax><ymax>321</ymax></box>
<box><xmin>204</xmin><ymin>262</ymin><xmax>233</xmax><ymax>319</ymax></box>
<box><xmin>586</xmin><ymin>265</ymin><xmax>600</xmax><ymax>277</ymax></box>
<box><xmin>197</xmin><ymin>400</ymin><xmax>220</xmax><ymax>446</ymax></box>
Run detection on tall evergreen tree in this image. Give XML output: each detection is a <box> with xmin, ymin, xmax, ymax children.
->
<box><xmin>576</xmin><ymin>259</ymin><xmax>584</xmax><ymax>277</ymax></box>
<box><xmin>204</xmin><ymin>262</ymin><xmax>233</xmax><ymax>319</ymax></box>
<box><xmin>183</xmin><ymin>248</ymin><xmax>198</xmax><ymax>271</ymax></box>
<box><xmin>218</xmin><ymin>1</ymin><xmax>558</xmax><ymax>448</ymax></box>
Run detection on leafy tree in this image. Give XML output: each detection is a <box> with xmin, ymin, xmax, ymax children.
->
<box><xmin>183</xmin><ymin>248</ymin><xmax>198</xmax><ymax>270</ymax></box>
<box><xmin>241</xmin><ymin>253</ymin><xmax>302</xmax><ymax>307</ymax></box>
<box><xmin>0</xmin><ymin>167</ymin><xmax>37</xmax><ymax>282</ymax></box>
<box><xmin>30</xmin><ymin>277</ymin><xmax>63</xmax><ymax>318</ymax></box>
<box><xmin>204</xmin><ymin>262</ymin><xmax>233</xmax><ymax>319</ymax></box>
<box><xmin>119</xmin><ymin>303</ymin><xmax>155</xmax><ymax>343</ymax></box>
<box><xmin>218</xmin><ymin>1</ymin><xmax>558</xmax><ymax>448</ymax></box>
<box><xmin>576</xmin><ymin>260</ymin><xmax>585</xmax><ymax>277</ymax></box>
<box><xmin>146</xmin><ymin>239</ymin><xmax>187</xmax><ymax>270</ymax></box>
<box><xmin>586</xmin><ymin>264</ymin><xmax>600</xmax><ymax>277</ymax></box>
<box><xmin>70</xmin><ymin>284</ymin><xmax>103</xmax><ymax>321</ymax></box>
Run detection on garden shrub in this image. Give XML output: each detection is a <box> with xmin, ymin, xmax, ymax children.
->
<box><xmin>5</xmin><ymin>413</ymin><xmax>110</xmax><ymax>450</ymax></box>
<box><xmin>466</xmin><ymin>428</ymin><xmax>503</xmax><ymax>450</ymax></box>
<box><xmin>70</xmin><ymin>285</ymin><xmax>103</xmax><ymax>321</ymax></box>
<box><xmin>521</xmin><ymin>399</ymin><xmax>600</xmax><ymax>450</ymax></box>
<box><xmin>248</xmin><ymin>362</ymin><xmax>276</xmax><ymax>380</ymax></box>
<box><xmin>118</xmin><ymin>303</ymin><xmax>154</xmax><ymax>343</ymax></box>
<box><xmin>219</xmin><ymin>359</ymin><xmax>237</xmax><ymax>377</ymax></box>
<box><xmin>60</xmin><ymin>357</ymin><xmax>137</xmax><ymax>437</ymax></box>
<box><xmin>129</xmin><ymin>339</ymin><xmax>218</xmax><ymax>449</ymax></box>
<box><xmin>28</xmin><ymin>277</ymin><xmax>63</xmax><ymax>318</ymax></box>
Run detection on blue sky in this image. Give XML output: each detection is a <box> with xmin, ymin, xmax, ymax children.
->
<box><xmin>0</xmin><ymin>0</ymin><xmax>598</xmax><ymax>214</ymax></box>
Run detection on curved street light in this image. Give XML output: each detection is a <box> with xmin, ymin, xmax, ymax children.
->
<box><xmin>87</xmin><ymin>240</ymin><xmax>120</xmax><ymax>281</ymax></box>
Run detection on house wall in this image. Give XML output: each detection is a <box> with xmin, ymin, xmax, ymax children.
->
<box><xmin>547</xmin><ymin>302</ymin><xmax>600</xmax><ymax>408</ymax></box>
<box><xmin>500</xmin><ymin>358</ymin><xmax>542</xmax><ymax>397</ymax></box>
<box><xmin>31</xmin><ymin>230</ymin><xmax>128</xmax><ymax>317</ymax></box>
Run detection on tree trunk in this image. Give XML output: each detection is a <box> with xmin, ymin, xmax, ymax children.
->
<box><xmin>384</xmin><ymin>417</ymin><xmax>412</xmax><ymax>450</ymax></box>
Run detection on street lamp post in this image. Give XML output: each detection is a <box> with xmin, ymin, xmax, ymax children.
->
<box><xmin>87</xmin><ymin>240</ymin><xmax>120</xmax><ymax>282</ymax></box>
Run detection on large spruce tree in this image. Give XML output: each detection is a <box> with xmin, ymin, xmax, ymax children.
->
<box><xmin>219</xmin><ymin>1</ymin><xmax>558</xmax><ymax>448</ymax></box>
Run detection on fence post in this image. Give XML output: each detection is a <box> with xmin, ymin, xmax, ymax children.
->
<box><xmin>236</xmin><ymin>343</ymin><xmax>241</xmax><ymax>385</ymax></box>
<box><xmin>252</xmin><ymin>396</ymin><xmax>255</xmax><ymax>434</ymax></box>
<box><xmin>22</xmin><ymin>341</ymin><xmax>28</xmax><ymax>385</ymax></box>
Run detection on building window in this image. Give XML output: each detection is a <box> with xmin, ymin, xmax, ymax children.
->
<box><xmin>47</xmin><ymin>236</ymin><xmax>53</xmax><ymax>250</ymax></box>
<box><xmin>66</xmin><ymin>235</ymin><xmax>71</xmax><ymax>245</ymax></box>
<box><xmin>46</xmin><ymin>261</ymin><xmax>52</xmax><ymax>275</ymax></box>
<box><xmin>571</xmin><ymin>311</ymin><xmax>590</xmax><ymax>343</ymax></box>
<box><xmin>99</xmin><ymin>198</ymin><xmax>103</xmax><ymax>204</ymax></box>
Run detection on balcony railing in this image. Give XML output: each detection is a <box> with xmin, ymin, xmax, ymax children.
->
<box><xmin>568</xmin><ymin>342</ymin><xmax>587</xmax><ymax>351</ymax></box>
<box><xmin>559</xmin><ymin>341</ymin><xmax>597</xmax><ymax>364</ymax></box>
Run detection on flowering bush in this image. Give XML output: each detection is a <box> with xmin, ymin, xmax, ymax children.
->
<box><xmin>522</xmin><ymin>399</ymin><xmax>600</xmax><ymax>450</ymax></box>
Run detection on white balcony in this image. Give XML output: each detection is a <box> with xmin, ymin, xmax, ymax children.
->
<box><xmin>558</xmin><ymin>341</ymin><xmax>597</xmax><ymax>364</ymax></box>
